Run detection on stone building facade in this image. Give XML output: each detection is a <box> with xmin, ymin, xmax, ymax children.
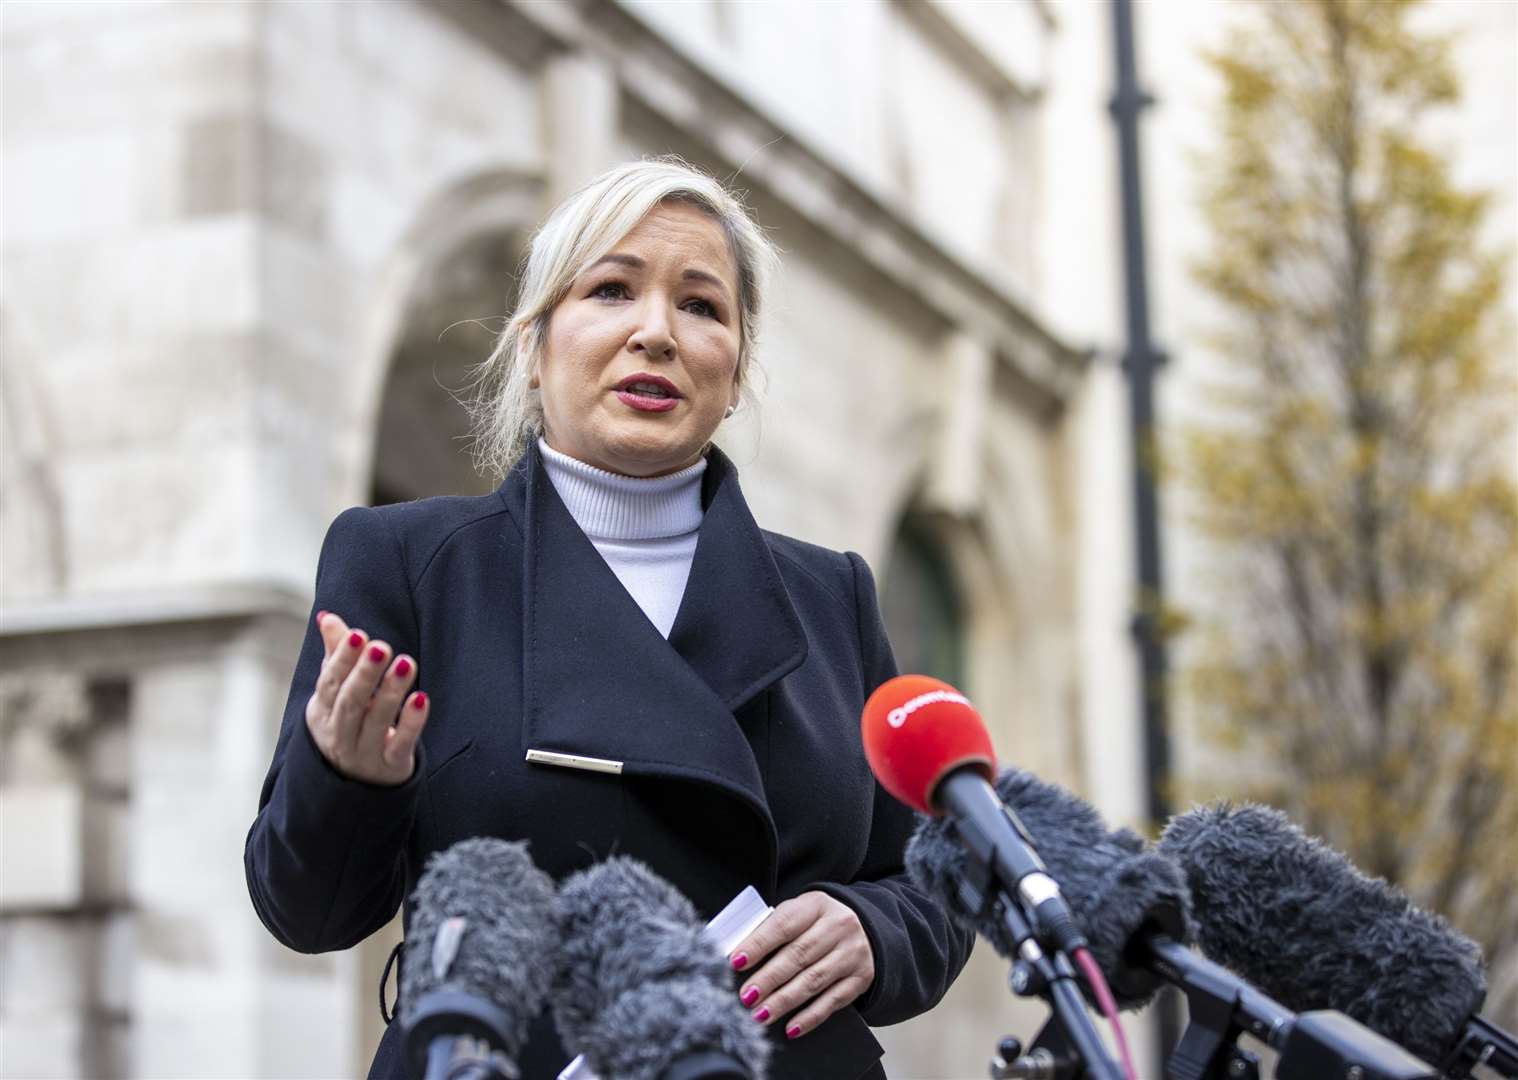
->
<box><xmin>0</xmin><ymin>0</ymin><xmax>1150</xmax><ymax>1076</ymax></box>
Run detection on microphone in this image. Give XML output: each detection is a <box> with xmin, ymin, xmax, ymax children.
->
<box><xmin>400</xmin><ymin>837</ymin><xmax>560</xmax><ymax>1080</ymax></box>
<box><xmin>1158</xmin><ymin>803</ymin><xmax>1517</xmax><ymax>1078</ymax></box>
<box><xmin>861</xmin><ymin>675</ymin><xmax>1088</xmax><ymax>956</ymax></box>
<box><xmin>863</xmin><ymin>675</ymin><xmax>1130</xmax><ymax>1080</ymax></box>
<box><xmin>907</xmin><ymin>774</ymin><xmax>1441</xmax><ymax>1080</ymax></box>
<box><xmin>550</xmin><ymin>856</ymin><xmax>770</xmax><ymax>1080</ymax></box>
<box><xmin>905</xmin><ymin>765</ymin><xmax>1192</xmax><ymax>1009</ymax></box>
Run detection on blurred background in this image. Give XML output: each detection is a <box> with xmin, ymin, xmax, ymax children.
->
<box><xmin>1</xmin><ymin>0</ymin><xmax>1513</xmax><ymax>1077</ymax></box>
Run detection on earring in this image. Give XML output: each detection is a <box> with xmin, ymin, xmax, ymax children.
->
<box><xmin>724</xmin><ymin>405</ymin><xmax>736</xmax><ymax>418</ymax></box>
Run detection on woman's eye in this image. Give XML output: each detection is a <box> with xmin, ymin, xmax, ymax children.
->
<box><xmin>684</xmin><ymin>298</ymin><xmax>718</xmax><ymax>319</ymax></box>
<box><xmin>591</xmin><ymin>281</ymin><xmax>629</xmax><ymax>300</ymax></box>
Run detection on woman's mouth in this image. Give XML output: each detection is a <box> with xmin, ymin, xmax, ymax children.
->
<box><xmin>613</xmin><ymin>376</ymin><xmax>682</xmax><ymax>413</ymax></box>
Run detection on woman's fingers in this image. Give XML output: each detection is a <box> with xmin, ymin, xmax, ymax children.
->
<box><xmin>382</xmin><ymin>691</ymin><xmax>429</xmax><ymax>774</ymax></box>
<box><xmin>312</xmin><ymin>622</ymin><xmax>366</xmax><ymax>719</ymax></box>
<box><xmin>729</xmin><ymin>892</ymin><xmax>874</xmax><ymax>1038</ymax></box>
<box><xmin>315</xmin><ymin>610</ymin><xmax>348</xmax><ymax>659</ymax></box>
<box><xmin>353</xmin><ymin>652</ymin><xmax>417</xmax><ymax>763</ymax></box>
<box><xmin>333</xmin><ymin>640</ymin><xmax>392</xmax><ymax>754</ymax></box>
<box><xmin>776</xmin><ymin>971</ymin><xmax>873</xmax><ymax>1040</ymax></box>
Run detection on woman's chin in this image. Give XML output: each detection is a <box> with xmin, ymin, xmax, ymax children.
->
<box><xmin>596</xmin><ymin>431</ymin><xmax>707</xmax><ymax>477</ymax></box>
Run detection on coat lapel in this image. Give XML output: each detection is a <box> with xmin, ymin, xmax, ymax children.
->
<box><xmin>667</xmin><ymin>445</ymin><xmax>809</xmax><ymax>711</ymax></box>
<box><xmin>510</xmin><ymin>442</ymin><xmax>807</xmax><ymax>881</ymax></box>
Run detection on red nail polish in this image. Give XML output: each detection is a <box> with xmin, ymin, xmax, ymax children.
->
<box><xmin>348</xmin><ymin>632</ymin><xmax>363</xmax><ymax>648</ymax></box>
<box><xmin>731</xmin><ymin>953</ymin><xmax>748</xmax><ymax>971</ymax></box>
<box><xmin>394</xmin><ymin>657</ymin><xmax>412</xmax><ymax>677</ymax></box>
<box><xmin>786</xmin><ymin>1025</ymin><xmax>801</xmax><ymax>1040</ymax></box>
<box><xmin>412</xmin><ymin>692</ymin><xmax>427</xmax><ymax>709</ymax></box>
<box><xmin>754</xmin><ymin>1007</ymin><xmax>770</xmax><ymax>1023</ymax></box>
<box><xmin>368</xmin><ymin>645</ymin><xmax>385</xmax><ymax>663</ymax></box>
<box><xmin>741</xmin><ymin>987</ymin><xmax>759</xmax><ymax>1007</ymax></box>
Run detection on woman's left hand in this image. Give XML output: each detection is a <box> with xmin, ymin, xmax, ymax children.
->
<box><xmin>729</xmin><ymin>891</ymin><xmax>876</xmax><ymax>1040</ymax></box>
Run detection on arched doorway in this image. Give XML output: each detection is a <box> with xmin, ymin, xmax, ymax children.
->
<box><xmin>369</xmin><ymin>226</ymin><xmax>526</xmax><ymax>505</ymax></box>
<box><xmin>881</xmin><ymin>513</ymin><xmax>968</xmax><ymax>690</ymax></box>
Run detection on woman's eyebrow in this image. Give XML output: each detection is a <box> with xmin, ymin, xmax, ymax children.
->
<box><xmin>587</xmin><ymin>253</ymin><xmax>732</xmax><ymax>297</ymax></box>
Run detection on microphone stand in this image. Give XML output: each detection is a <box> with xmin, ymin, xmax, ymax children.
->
<box><xmin>943</xmin><ymin>826</ymin><xmax>1125</xmax><ymax>1080</ymax></box>
<box><xmin>1002</xmin><ymin>937</ymin><xmax>1441</xmax><ymax>1080</ymax></box>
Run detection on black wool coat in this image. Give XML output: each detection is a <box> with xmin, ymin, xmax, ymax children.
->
<box><xmin>244</xmin><ymin>442</ymin><xmax>973</xmax><ymax>1080</ymax></box>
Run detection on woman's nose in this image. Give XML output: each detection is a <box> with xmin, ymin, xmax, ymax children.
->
<box><xmin>627</xmin><ymin>298</ymin><xmax>676</xmax><ymax>361</ymax></box>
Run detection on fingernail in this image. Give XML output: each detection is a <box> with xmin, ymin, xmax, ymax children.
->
<box><xmin>368</xmin><ymin>645</ymin><xmax>386</xmax><ymax>663</ymax></box>
<box><xmin>731</xmin><ymin>953</ymin><xmax>748</xmax><ymax>971</ymax></box>
<box><xmin>786</xmin><ymin>1025</ymin><xmax>801</xmax><ymax>1040</ymax></box>
<box><xmin>412</xmin><ymin>692</ymin><xmax>427</xmax><ymax>709</ymax></box>
<box><xmin>754</xmin><ymin>1007</ymin><xmax>770</xmax><ymax>1023</ymax></box>
<box><xmin>740</xmin><ymin>987</ymin><xmax>759</xmax><ymax>1007</ymax></box>
<box><xmin>394</xmin><ymin>657</ymin><xmax>412</xmax><ymax>677</ymax></box>
<box><xmin>316</xmin><ymin>610</ymin><xmax>328</xmax><ymax>623</ymax></box>
<box><xmin>348</xmin><ymin>632</ymin><xmax>363</xmax><ymax>648</ymax></box>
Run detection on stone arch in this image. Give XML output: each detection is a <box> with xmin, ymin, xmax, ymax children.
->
<box><xmin>340</xmin><ymin>168</ymin><xmax>546</xmax><ymax>507</ymax></box>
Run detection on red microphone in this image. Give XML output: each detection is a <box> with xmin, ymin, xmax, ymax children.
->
<box><xmin>861</xmin><ymin>674</ymin><xmax>1088</xmax><ymax>958</ymax></box>
<box><xmin>861</xmin><ymin>674</ymin><xmax>997</xmax><ymax>816</ymax></box>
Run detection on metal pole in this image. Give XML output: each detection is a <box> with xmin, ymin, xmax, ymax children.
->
<box><xmin>1109</xmin><ymin>0</ymin><xmax>1182</xmax><ymax>1061</ymax></box>
<box><xmin>1109</xmin><ymin>0</ymin><xmax>1169</xmax><ymax>862</ymax></box>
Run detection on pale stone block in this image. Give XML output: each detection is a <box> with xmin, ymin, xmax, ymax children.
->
<box><xmin>1</xmin><ymin>4</ymin><xmax>258</xmax><ymax>139</ymax></box>
<box><xmin>1</xmin><ymin>218</ymin><xmax>259</xmax><ymax>347</ymax></box>
<box><xmin>263</xmin><ymin>122</ymin><xmax>329</xmax><ymax>238</ymax></box>
<box><xmin>130</xmin><ymin>662</ymin><xmax>222</xmax><ymax>781</ymax></box>
<box><xmin>349</xmin><ymin>0</ymin><xmax>489</xmax><ymax>104</ymax></box>
<box><xmin>133</xmin><ymin>786</ymin><xmax>251</xmax><ymax>909</ymax></box>
<box><xmin>0</xmin><ymin>786</ymin><xmax>82</xmax><ymax>909</ymax></box>
<box><xmin>0</xmin><ymin>914</ymin><xmax>90</xmax><ymax>1015</ymax></box>
<box><xmin>0</xmin><ymin>1015</ymin><xmax>88</xmax><ymax>1080</ymax></box>
<box><xmin>38</xmin><ymin>334</ymin><xmax>256</xmax><ymax>456</ymax></box>
<box><xmin>260</xmin><ymin>230</ymin><xmax>349</xmax><ymax>357</ymax></box>
<box><xmin>1</xmin><ymin>131</ymin><xmax>140</xmax><ymax>245</ymax></box>
<box><xmin>326</xmin><ymin>170</ymin><xmax>409</xmax><ymax>268</ymax></box>
<box><xmin>180</xmin><ymin>113</ymin><xmax>256</xmax><ymax>219</ymax></box>
<box><xmin>55</xmin><ymin>443</ymin><xmax>253</xmax><ymax>592</ymax></box>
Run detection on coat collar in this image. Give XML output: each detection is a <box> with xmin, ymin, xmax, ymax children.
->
<box><xmin>500</xmin><ymin>441</ymin><xmax>807</xmax><ymax>869</ymax></box>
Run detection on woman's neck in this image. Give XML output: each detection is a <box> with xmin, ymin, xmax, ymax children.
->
<box><xmin>537</xmin><ymin>438</ymin><xmax>705</xmax><ymax>541</ymax></box>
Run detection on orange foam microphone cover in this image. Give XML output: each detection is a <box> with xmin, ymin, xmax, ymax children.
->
<box><xmin>860</xmin><ymin>674</ymin><xmax>997</xmax><ymax>816</ymax></box>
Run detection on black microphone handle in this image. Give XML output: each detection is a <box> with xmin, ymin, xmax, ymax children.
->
<box><xmin>937</xmin><ymin>768</ymin><xmax>1086</xmax><ymax>955</ymax></box>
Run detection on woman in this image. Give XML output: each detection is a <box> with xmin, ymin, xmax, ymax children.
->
<box><xmin>244</xmin><ymin>158</ymin><xmax>973</xmax><ymax>1080</ymax></box>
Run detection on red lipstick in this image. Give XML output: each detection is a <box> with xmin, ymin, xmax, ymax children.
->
<box><xmin>613</xmin><ymin>373</ymin><xmax>682</xmax><ymax>413</ymax></box>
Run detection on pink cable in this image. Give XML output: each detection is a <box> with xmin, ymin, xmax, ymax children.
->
<box><xmin>1072</xmin><ymin>946</ymin><xmax>1139</xmax><ymax>1080</ymax></box>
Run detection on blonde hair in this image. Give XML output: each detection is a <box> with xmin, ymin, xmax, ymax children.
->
<box><xmin>465</xmin><ymin>157</ymin><xmax>780</xmax><ymax>479</ymax></box>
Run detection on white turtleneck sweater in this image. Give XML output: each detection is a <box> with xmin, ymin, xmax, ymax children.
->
<box><xmin>537</xmin><ymin>438</ymin><xmax>705</xmax><ymax>638</ymax></box>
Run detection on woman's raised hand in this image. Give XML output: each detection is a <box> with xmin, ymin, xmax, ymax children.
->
<box><xmin>305</xmin><ymin>611</ymin><xmax>430</xmax><ymax>785</ymax></box>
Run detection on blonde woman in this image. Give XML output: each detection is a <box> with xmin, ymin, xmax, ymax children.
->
<box><xmin>245</xmin><ymin>159</ymin><xmax>972</xmax><ymax>1080</ymax></box>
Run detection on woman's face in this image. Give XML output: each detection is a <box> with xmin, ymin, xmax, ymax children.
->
<box><xmin>535</xmin><ymin>201</ymin><xmax>743</xmax><ymax>478</ymax></box>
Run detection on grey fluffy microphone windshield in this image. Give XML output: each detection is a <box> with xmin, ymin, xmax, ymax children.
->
<box><xmin>401</xmin><ymin>837</ymin><xmax>559</xmax><ymax>1080</ymax></box>
<box><xmin>1157</xmin><ymin>803</ymin><xmax>1489</xmax><ymax>1069</ymax></box>
<box><xmin>551</xmin><ymin>857</ymin><xmax>771</xmax><ymax>1080</ymax></box>
<box><xmin>905</xmin><ymin>766</ymin><xmax>1192</xmax><ymax>1009</ymax></box>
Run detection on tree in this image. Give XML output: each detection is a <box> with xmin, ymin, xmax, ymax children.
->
<box><xmin>1181</xmin><ymin>0</ymin><xmax>1517</xmax><ymax>1022</ymax></box>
